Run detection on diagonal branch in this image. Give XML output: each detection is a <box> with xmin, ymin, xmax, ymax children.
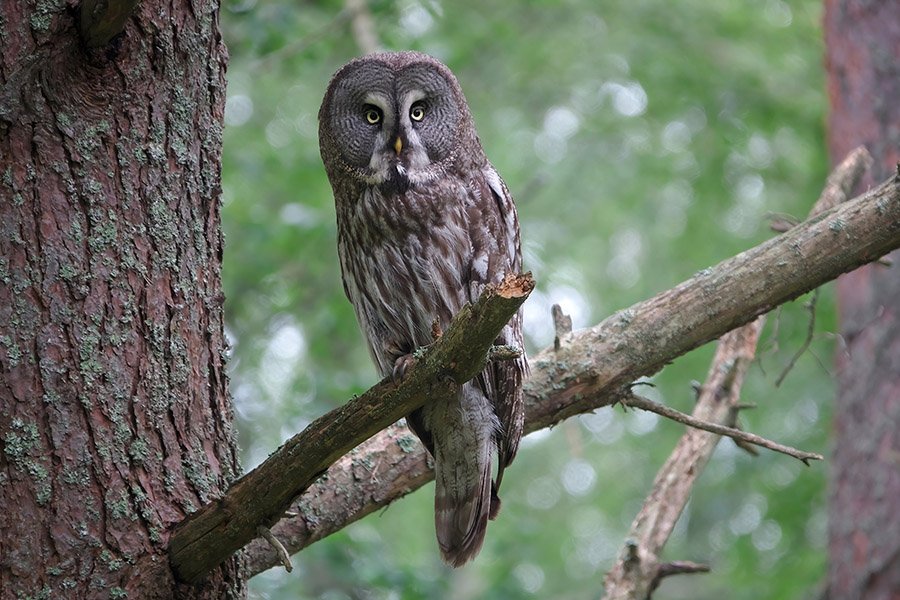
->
<box><xmin>168</xmin><ymin>273</ymin><xmax>534</xmax><ymax>583</ymax></box>
<box><xmin>245</xmin><ymin>164</ymin><xmax>899</xmax><ymax>577</ymax></box>
<box><xmin>600</xmin><ymin>146</ymin><xmax>873</xmax><ymax>600</ymax></box>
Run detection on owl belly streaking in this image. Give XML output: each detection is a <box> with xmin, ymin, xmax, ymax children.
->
<box><xmin>319</xmin><ymin>51</ymin><xmax>527</xmax><ymax>567</ymax></box>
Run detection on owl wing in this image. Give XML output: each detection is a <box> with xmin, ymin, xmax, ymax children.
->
<box><xmin>469</xmin><ymin>166</ymin><xmax>528</xmax><ymax>482</ymax></box>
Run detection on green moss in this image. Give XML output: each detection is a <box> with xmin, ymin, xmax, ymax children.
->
<box><xmin>148</xmin><ymin>197</ymin><xmax>178</xmax><ymax>269</ymax></box>
<box><xmin>182</xmin><ymin>445</ymin><xmax>213</xmax><ymax>501</ymax></box>
<box><xmin>16</xmin><ymin>584</ymin><xmax>52</xmax><ymax>600</ymax></box>
<box><xmin>104</xmin><ymin>489</ymin><xmax>133</xmax><ymax>521</ymax></box>
<box><xmin>132</xmin><ymin>146</ymin><xmax>148</xmax><ymax>164</ymax></box>
<box><xmin>31</xmin><ymin>463</ymin><xmax>51</xmax><ymax>505</ymax></box>
<box><xmin>110</xmin><ymin>587</ymin><xmax>127</xmax><ymax>599</ymax></box>
<box><xmin>78</xmin><ymin>392</ymin><xmax>93</xmax><ymax>411</ymax></box>
<box><xmin>148</xmin><ymin>527</ymin><xmax>162</xmax><ymax>543</ymax></box>
<box><xmin>100</xmin><ymin>550</ymin><xmax>124</xmax><ymax>572</ymax></box>
<box><xmin>3</xmin><ymin>419</ymin><xmax>51</xmax><ymax>504</ymax></box>
<box><xmin>395</xmin><ymin>434</ymin><xmax>419</xmax><ymax>454</ymax></box>
<box><xmin>88</xmin><ymin>210</ymin><xmax>119</xmax><ymax>253</ymax></box>
<box><xmin>146</xmin><ymin>143</ymin><xmax>166</xmax><ymax>163</ymax></box>
<box><xmin>61</xmin><ymin>465</ymin><xmax>91</xmax><ymax>487</ymax></box>
<box><xmin>29</xmin><ymin>0</ymin><xmax>63</xmax><ymax>32</ymax></box>
<box><xmin>77</xmin><ymin>322</ymin><xmax>104</xmax><ymax>388</ymax></box>
<box><xmin>3</xmin><ymin>418</ymin><xmax>39</xmax><ymax>464</ymax></box>
<box><xmin>169</xmin><ymin>335</ymin><xmax>189</xmax><ymax>386</ymax></box>
<box><xmin>128</xmin><ymin>438</ymin><xmax>150</xmax><ymax>465</ymax></box>
<box><xmin>0</xmin><ymin>335</ymin><xmax>22</xmax><ymax>367</ymax></box>
<box><xmin>76</xmin><ymin>120</ymin><xmax>111</xmax><ymax>157</ymax></box>
<box><xmin>58</xmin><ymin>263</ymin><xmax>78</xmax><ymax>281</ymax></box>
<box><xmin>163</xmin><ymin>468</ymin><xmax>177</xmax><ymax>493</ymax></box>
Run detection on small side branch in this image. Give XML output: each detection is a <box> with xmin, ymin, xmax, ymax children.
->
<box><xmin>650</xmin><ymin>561</ymin><xmax>711</xmax><ymax>594</ymax></box>
<box><xmin>623</xmin><ymin>393</ymin><xmax>823</xmax><ymax>464</ymax></box>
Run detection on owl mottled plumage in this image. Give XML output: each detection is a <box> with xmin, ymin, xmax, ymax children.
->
<box><xmin>318</xmin><ymin>51</ymin><xmax>527</xmax><ymax>566</ymax></box>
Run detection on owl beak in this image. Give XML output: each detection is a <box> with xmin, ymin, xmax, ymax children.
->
<box><xmin>393</xmin><ymin>136</ymin><xmax>403</xmax><ymax>155</ymax></box>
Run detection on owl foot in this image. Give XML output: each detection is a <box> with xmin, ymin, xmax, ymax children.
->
<box><xmin>391</xmin><ymin>353</ymin><xmax>417</xmax><ymax>382</ymax></box>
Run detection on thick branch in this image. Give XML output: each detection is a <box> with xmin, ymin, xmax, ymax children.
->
<box><xmin>169</xmin><ymin>274</ymin><xmax>534</xmax><ymax>583</ymax></box>
<box><xmin>245</xmin><ymin>169</ymin><xmax>900</xmax><ymax>577</ymax></box>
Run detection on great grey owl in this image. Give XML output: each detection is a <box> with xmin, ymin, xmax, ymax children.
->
<box><xmin>318</xmin><ymin>51</ymin><xmax>527</xmax><ymax>567</ymax></box>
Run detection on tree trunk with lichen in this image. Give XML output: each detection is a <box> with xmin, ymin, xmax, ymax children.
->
<box><xmin>0</xmin><ymin>1</ymin><xmax>243</xmax><ymax>598</ymax></box>
<box><xmin>825</xmin><ymin>1</ymin><xmax>900</xmax><ymax>598</ymax></box>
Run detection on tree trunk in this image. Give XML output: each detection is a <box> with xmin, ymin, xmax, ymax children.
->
<box><xmin>825</xmin><ymin>1</ymin><xmax>900</xmax><ymax>598</ymax></box>
<box><xmin>0</xmin><ymin>2</ymin><xmax>242</xmax><ymax>598</ymax></box>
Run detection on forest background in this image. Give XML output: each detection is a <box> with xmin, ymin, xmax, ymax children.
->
<box><xmin>221</xmin><ymin>1</ymin><xmax>834</xmax><ymax>598</ymax></box>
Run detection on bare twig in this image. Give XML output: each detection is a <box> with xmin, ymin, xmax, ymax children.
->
<box><xmin>775</xmin><ymin>290</ymin><xmax>819</xmax><ymax>387</ymax></box>
<box><xmin>814</xmin><ymin>146</ymin><xmax>874</xmax><ymax>214</ymax></box>
<box><xmin>623</xmin><ymin>393</ymin><xmax>823</xmax><ymax>464</ymax></box>
<box><xmin>649</xmin><ymin>561</ymin><xmax>712</xmax><ymax>593</ymax></box>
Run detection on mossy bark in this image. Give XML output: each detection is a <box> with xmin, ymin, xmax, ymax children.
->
<box><xmin>0</xmin><ymin>1</ymin><xmax>242</xmax><ymax>597</ymax></box>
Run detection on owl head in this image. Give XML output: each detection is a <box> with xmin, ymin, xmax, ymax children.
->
<box><xmin>318</xmin><ymin>52</ymin><xmax>481</xmax><ymax>193</ymax></box>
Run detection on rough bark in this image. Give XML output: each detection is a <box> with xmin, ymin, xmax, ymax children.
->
<box><xmin>244</xmin><ymin>174</ymin><xmax>900</xmax><ymax>577</ymax></box>
<box><xmin>0</xmin><ymin>1</ymin><xmax>241</xmax><ymax>598</ymax></box>
<box><xmin>825</xmin><ymin>1</ymin><xmax>900</xmax><ymax>598</ymax></box>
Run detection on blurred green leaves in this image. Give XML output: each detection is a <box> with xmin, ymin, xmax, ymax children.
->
<box><xmin>219</xmin><ymin>1</ymin><xmax>828</xmax><ymax>598</ymax></box>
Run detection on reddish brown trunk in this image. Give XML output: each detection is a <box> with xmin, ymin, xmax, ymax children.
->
<box><xmin>0</xmin><ymin>2</ymin><xmax>242</xmax><ymax>597</ymax></box>
<box><xmin>825</xmin><ymin>1</ymin><xmax>900</xmax><ymax>598</ymax></box>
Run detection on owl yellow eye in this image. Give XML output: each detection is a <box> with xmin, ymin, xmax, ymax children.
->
<box><xmin>364</xmin><ymin>107</ymin><xmax>382</xmax><ymax>125</ymax></box>
<box><xmin>410</xmin><ymin>103</ymin><xmax>426</xmax><ymax>122</ymax></box>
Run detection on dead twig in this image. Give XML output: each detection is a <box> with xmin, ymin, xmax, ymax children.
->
<box><xmin>623</xmin><ymin>393</ymin><xmax>823</xmax><ymax>464</ymax></box>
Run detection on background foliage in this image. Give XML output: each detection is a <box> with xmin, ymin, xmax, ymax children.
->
<box><xmin>219</xmin><ymin>1</ymin><xmax>828</xmax><ymax>598</ymax></box>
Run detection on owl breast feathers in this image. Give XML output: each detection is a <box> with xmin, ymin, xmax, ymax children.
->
<box><xmin>319</xmin><ymin>51</ymin><xmax>527</xmax><ymax>567</ymax></box>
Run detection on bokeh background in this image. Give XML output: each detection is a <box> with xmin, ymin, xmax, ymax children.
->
<box><xmin>219</xmin><ymin>1</ymin><xmax>829</xmax><ymax>598</ymax></box>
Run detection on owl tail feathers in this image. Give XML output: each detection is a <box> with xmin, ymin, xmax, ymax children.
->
<box><xmin>434</xmin><ymin>455</ymin><xmax>494</xmax><ymax>568</ymax></box>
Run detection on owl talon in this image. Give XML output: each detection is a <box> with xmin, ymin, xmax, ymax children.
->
<box><xmin>392</xmin><ymin>353</ymin><xmax>417</xmax><ymax>382</ymax></box>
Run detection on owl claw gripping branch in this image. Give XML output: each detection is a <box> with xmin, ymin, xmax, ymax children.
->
<box><xmin>319</xmin><ymin>51</ymin><xmax>527</xmax><ymax>567</ymax></box>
